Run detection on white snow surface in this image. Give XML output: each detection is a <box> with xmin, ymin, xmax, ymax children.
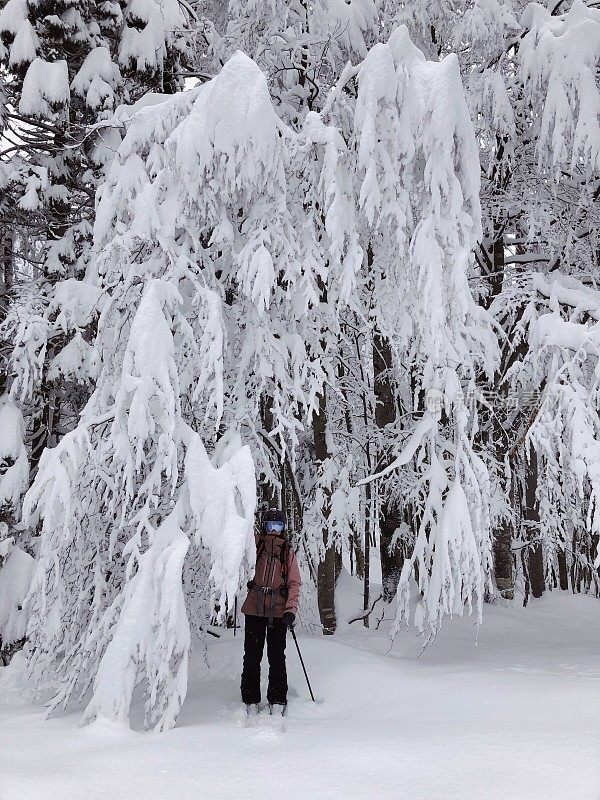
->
<box><xmin>1</xmin><ymin>585</ymin><xmax>598</xmax><ymax>800</ymax></box>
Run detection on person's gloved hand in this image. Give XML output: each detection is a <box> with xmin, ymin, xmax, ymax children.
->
<box><xmin>282</xmin><ymin>612</ymin><xmax>295</xmax><ymax>629</ymax></box>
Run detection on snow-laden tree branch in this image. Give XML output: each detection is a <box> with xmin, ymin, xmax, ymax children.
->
<box><xmin>16</xmin><ymin>31</ymin><xmax>498</xmax><ymax>722</ymax></box>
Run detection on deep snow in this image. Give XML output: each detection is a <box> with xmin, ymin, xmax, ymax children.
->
<box><xmin>1</xmin><ymin>587</ymin><xmax>599</xmax><ymax>800</ymax></box>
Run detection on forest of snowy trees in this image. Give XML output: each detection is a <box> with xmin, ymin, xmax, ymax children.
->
<box><xmin>0</xmin><ymin>0</ymin><xmax>599</xmax><ymax>732</ymax></box>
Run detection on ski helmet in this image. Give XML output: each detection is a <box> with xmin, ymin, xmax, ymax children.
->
<box><xmin>262</xmin><ymin>507</ymin><xmax>286</xmax><ymax>533</ymax></box>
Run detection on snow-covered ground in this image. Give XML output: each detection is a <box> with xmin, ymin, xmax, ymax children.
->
<box><xmin>2</xmin><ymin>586</ymin><xmax>599</xmax><ymax>800</ymax></box>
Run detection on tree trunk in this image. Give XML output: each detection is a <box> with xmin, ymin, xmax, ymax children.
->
<box><xmin>557</xmin><ymin>549</ymin><xmax>569</xmax><ymax>591</ymax></box>
<box><xmin>363</xmin><ymin>479</ymin><xmax>371</xmax><ymax>627</ymax></box>
<box><xmin>336</xmin><ymin>355</ymin><xmax>364</xmax><ymax>580</ymax></box>
<box><xmin>351</xmin><ymin>525</ymin><xmax>365</xmax><ymax>581</ymax></box>
<box><xmin>523</xmin><ymin>446</ymin><xmax>544</xmax><ymax>600</ymax></box>
<box><xmin>493</xmin><ymin>439</ymin><xmax>514</xmax><ymax>602</ymax></box>
<box><xmin>0</xmin><ymin>226</ymin><xmax>14</xmax><ymax>394</ymax></box>
<box><xmin>485</xmin><ymin>220</ymin><xmax>515</xmax><ymax>600</ymax></box>
<box><xmin>313</xmin><ymin>389</ymin><xmax>340</xmax><ymax>634</ymax></box>
<box><xmin>373</xmin><ymin>333</ymin><xmax>404</xmax><ymax>602</ymax></box>
<box><xmin>493</xmin><ymin>519</ymin><xmax>514</xmax><ymax>600</ymax></box>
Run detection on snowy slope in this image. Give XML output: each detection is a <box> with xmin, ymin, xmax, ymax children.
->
<box><xmin>1</xmin><ymin>591</ymin><xmax>599</xmax><ymax>800</ymax></box>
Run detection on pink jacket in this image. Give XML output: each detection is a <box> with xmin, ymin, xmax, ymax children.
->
<box><xmin>241</xmin><ymin>533</ymin><xmax>301</xmax><ymax>618</ymax></box>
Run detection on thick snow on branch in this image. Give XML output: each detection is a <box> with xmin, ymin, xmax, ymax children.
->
<box><xmin>345</xmin><ymin>27</ymin><xmax>498</xmax><ymax>635</ymax></box>
<box><xmin>519</xmin><ymin>0</ymin><xmax>600</xmax><ymax>171</ymax></box>
<box><xmin>83</xmin><ymin>512</ymin><xmax>190</xmax><ymax>731</ymax></box>
<box><xmin>23</xmin><ymin>31</ymin><xmax>501</xmax><ymax>724</ymax></box>
<box><xmin>171</xmin><ymin>51</ymin><xmax>283</xmax><ymax>201</ymax></box>
<box><xmin>119</xmin><ymin>0</ymin><xmax>184</xmax><ymax>75</ymax></box>
<box><xmin>0</xmin><ymin>540</ymin><xmax>35</xmax><ymax>651</ymax></box>
<box><xmin>358</xmin><ymin>417</ymin><xmax>434</xmax><ymax>485</ymax></box>
<box><xmin>19</xmin><ymin>58</ymin><xmax>69</xmax><ymax>118</ymax></box>
<box><xmin>228</xmin><ymin>0</ymin><xmax>377</xmax><ymax>66</ymax></box>
<box><xmin>47</xmin><ymin>332</ymin><xmax>100</xmax><ymax>385</ymax></box>
<box><xmin>413</xmin><ymin>480</ymin><xmax>486</xmax><ymax>632</ymax></box>
<box><xmin>71</xmin><ymin>47</ymin><xmax>121</xmax><ymax>112</ymax></box>
<box><xmin>536</xmin><ymin>315</ymin><xmax>600</xmax><ymax>352</ymax></box>
<box><xmin>24</xmin><ymin>135</ymin><xmax>260</xmax><ymax>727</ymax></box>
<box><xmin>49</xmin><ymin>279</ymin><xmax>104</xmax><ymax>332</ymax></box>
<box><xmin>167</xmin><ymin>51</ymin><xmax>289</xmax><ymax>312</ymax></box>
<box><xmin>526</xmin><ymin>271</ymin><xmax>600</xmax><ymax>573</ymax></box>
<box><xmin>533</xmin><ymin>273</ymin><xmax>600</xmax><ymax>322</ymax></box>
<box><xmin>0</xmin><ymin>0</ymin><xmax>39</xmax><ymax>67</ymax></box>
<box><xmin>111</xmin><ymin>279</ymin><xmax>182</xmax><ymax>515</ymax></box>
<box><xmin>185</xmin><ymin>430</ymin><xmax>257</xmax><ymax>619</ymax></box>
<box><xmin>0</xmin><ymin>399</ymin><xmax>28</xmax><ymax>519</ymax></box>
<box><xmin>532</xmin><ymin>272</ymin><xmax>600</xmax><ymax>353</ymax></box>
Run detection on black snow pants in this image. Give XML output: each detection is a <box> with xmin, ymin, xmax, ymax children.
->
<box><xmin>241</xmin><ymin>614</ymin><xmax>288</xmax><ymax>705</ymax></box>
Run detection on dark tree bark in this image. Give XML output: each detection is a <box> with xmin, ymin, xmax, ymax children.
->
<box><xmin>0</xmin><ymin>226</ymin><xmax>14</xmax><ymax>394</ymax></box>
<box><xmin>490</xmin><ymin>238</ymin><xmax>514</xmax><ymax>599</ymax></box>
<box><xmin>482</xmin><ymin>218</ymin><xmax>515</xmax><ymax>600</ymax></box>
<box><xmin>313</xmin><ymin>390</ymin><xmax>340</xmax><ymax>635</ymax></box>
<box><xmin>350</xmin><ymin>525</ymin><xmax>365</xmax><ymax>581</ymax></box>
<box><xmin>336</xmin><ymin>355</ymin><xmax>364</xmax><ymax>580</ymax></box>
<box><xmin>493</xmin><ymin>438</ymin><xmax>514</xmax><ymax>601</ymax></box>
<box><xmin>373</xmin><ymin>333</ymin><xmax>404</xmax><ymax>603</ymax></box>
<box><xmin>523</xmin><ymin>446</ymin><xmax>545</xmax><ymax>600</ymax></box>
<box><xmin>557</xmin><ymin>549</ymin><xmax>569</xmax><ymax>591</ymax></box>
<box><xmin>363</xmin><ymin>478</ymin><xmax>371</xmax><ymax>627</ymax></box>
<box><xmin>493</xmin><ymin>519</ymin><xmax>515</xmax><ymax>600</ymax></box>
<box><xmin>478</xmin><ymin>139</ymin><xmax>519</xmax><ymax>600</ymax></box>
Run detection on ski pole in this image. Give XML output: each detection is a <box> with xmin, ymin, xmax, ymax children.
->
<box><xmin>234</xmin><ymin>596</ymin><xmax>237</xmax><ymax>637</ymax></box>
<box><xmin>291</xmin><ymin>626</ymin><xmax>315</xmax><ymax>702</ymax></box>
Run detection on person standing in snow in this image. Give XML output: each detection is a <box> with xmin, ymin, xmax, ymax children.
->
<box><xmin>240</xmin><ymin>508</ymin><xmax>301</xmax><ymax>712</ymax></box>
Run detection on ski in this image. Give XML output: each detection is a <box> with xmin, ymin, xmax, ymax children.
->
<box><xmin>267</xmin><ymin>703</ymin><xmax>288</xmax><ymax>731</ymax></box>
<box><xmin>268</xmin><ymin>703</ymin><xmax>287</xmax><ymax>717</ymax></box>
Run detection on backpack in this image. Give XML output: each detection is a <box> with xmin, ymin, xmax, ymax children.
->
<box><xmin>254</xmin><ymin>533</ymin><xmax>289</xmax><ymax>597</ymax></box>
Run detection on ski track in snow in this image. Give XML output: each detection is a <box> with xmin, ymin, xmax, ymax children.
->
<box><xmin>1</xmin><ymin>593</ymin><xmax>600</xmax><ymax>800</ymax></box>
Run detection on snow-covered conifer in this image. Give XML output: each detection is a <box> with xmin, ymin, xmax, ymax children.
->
<box><xmin>0</xmin><ymin>397</ymin><xmax>28</xmax><ymax>531</ymax></box>
<box><xmin>0</xmin><ymin>396</ymin><xmax>31</xmax><ymax>664</ymax></box>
